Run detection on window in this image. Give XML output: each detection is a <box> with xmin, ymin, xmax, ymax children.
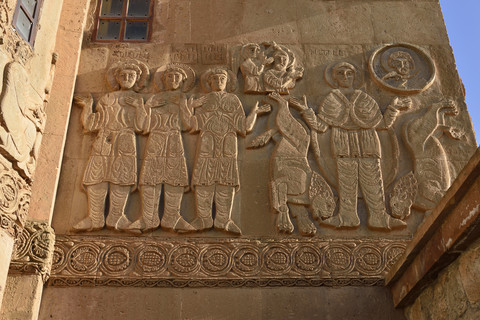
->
<box><xmin>12</xmin><ymin>0</ymin><xmax>43</xmax><ymax>46</ymax></box>
<box><xmin>93</xmin><ymin>0</ymin><xmax>153</xmax><ymax>42</ymax></box>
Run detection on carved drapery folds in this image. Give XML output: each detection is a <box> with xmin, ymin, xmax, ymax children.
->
<box><xmin>9</xmin><ymin>221</ymin><xmax>56</xmax><ymax>282</ymax></box>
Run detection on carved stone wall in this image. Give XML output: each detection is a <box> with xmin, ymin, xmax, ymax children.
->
<box><xmin>49</xmin><ymin>0</ymin><xmax>476</xmax><ymax>314</ymax></box>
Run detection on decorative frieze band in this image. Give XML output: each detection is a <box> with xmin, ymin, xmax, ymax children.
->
<box><xmin>9</xmin><ymin>221</ymin><xmax>56</xmax><ymax>282</ymax></box>
<box><xmin>48</xmin><ymin>236</ymin><xmax>407</xmax><ymax>288</ymax></box>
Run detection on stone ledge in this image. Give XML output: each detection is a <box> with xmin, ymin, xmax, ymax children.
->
<box><xmin>386</xmin><ymin>147</ymin><xmax>480</xmax><ymax>307</ymax></box>
<box><xmin>48</xmin><ymin>236</ymin><xmax>408</xmax><ymax>288</ymax></box>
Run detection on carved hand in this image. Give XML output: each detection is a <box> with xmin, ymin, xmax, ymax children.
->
<box><xmin>391</xmin><ymin>97</ymin><xmax>412</xmax><ymax>111</ymax></box>
<box><xmin>189</xmin><ymin>96</ymin><xmax>207</xmax><ymax>109</ymax></box>
<box><xmin>446</xmin><ymin>127</ymin><xmax>464</xmax><ymax>140</ymax></box>
<box><xmin>255</xmin><ymin>102</ymin><xmax>271</xmax><ymax>115</ymax></box>
<box><xmin>73</xmin><ymin>94</ymin><xmax>93</xmax><ymax>109</ymax></box>
<box><xmin>289</xmin><ymin>95</ymin><xmax>308</xmax><ymax>111</ymax></box>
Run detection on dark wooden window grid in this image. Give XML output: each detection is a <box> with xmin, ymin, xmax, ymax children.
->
<box><xmin>12</xmin><ymin>0</ymin><xmax>43</xmax><ymax>46</ymax></box>
<box><xmin>92</xmin><ymin>0</ymin><xmax>154</xmax><ymax>43</ymax></box>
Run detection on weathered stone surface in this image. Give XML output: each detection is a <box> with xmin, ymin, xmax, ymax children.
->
<box><xmin>458</xmin><ymin>238</ymin><xmax>480</xmax><ymax>303</ymax></box>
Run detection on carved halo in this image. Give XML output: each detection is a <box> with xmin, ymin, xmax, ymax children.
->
<box><xmin>153</xmin><ymin>63</ymin><xmax>196</xmax><ymax>93</ymax></box>
<box><xmin>200</xmin><ymin>67</ymin><xmax>238</xmax><ymax>93</ymax></box>
<box><xmin>368</xmin><ymin>43</ymin><xmax>436</xmax><ymax>95</ymax></box>
<box><xmin>106</xmin><ymin>59</ymin><xmax>150</xmax><ymax>92</ymax></box>
<box><xmin>324</xmin><ymin>61</ymin><xmax>364</xmax><ymax>89</ymax></box>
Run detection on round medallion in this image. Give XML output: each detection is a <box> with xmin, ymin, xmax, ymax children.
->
<box><xmin>232</xmin><ymin>246</ymin><xmax>261</xmax><ymax>277</ymax></box>
<box><xmin>200</xmin><ymin>246</ymin><xmax>232</xmax><ymax>276</ymax></box>
<box><xmin>324</xmin><ymin>245</ymin><xmax>354</xmax><ymax>274</ymax></box>
<box><xmin>293</xmin><ymin>245</ymin><xmax>322</xmax><ymax>275</ymax></box>
<box><xmin>137</xmin><ymin>245</ymin><xmax>167</xmax><ymax>274</ymax></box>
<box><xmin>353</xmin><ymin>244</ymin><xmax>383</xmax><ymax>275</ymax></box>
<box><xmin>101</xmin><ymin>245</ymin><xmax>132</xmax><ymax>274</ymax></box>
<box><xmin>68</xmin><ymin>244</ymin><xmax>99</xmax><ymax>274</ymax></box>
<box><xmin>168</xmin><ymin>245</ymin><xmax>200</xmax><ymax>275</ymax></box>
<box><xmin>384</xmin><ymin>243</ymin><xmax>407</xmax><ymax>269</ymax></box>
<box><xmin>263</xmin><ymin>245</ymin><xmax>291</xmax><ymax>275</ymax></box>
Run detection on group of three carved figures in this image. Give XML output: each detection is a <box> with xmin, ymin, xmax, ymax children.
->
<box><xmin>73</xmin><ymin>61</ymin><xmax>268</xmax><ymax>235</ymax></box>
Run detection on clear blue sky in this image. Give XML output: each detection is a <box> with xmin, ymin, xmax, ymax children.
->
<box><xmin>440</xmin><ymin>0</ymin><xmax>480</xmax><ymax>144</ymax></box>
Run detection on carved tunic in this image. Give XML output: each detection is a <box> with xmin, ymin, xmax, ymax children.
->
<box><xmin>139</xmin><ymin>92</ymin><xmax>188</xmax><ymax>187</ymax></box>
<box><xmin>317</xmin><ymin>89</ymin><xmax>384</xmax><ymax>158</ymax></box>
<box><xmin>190</xmin><ymin>92</ymin><xmax>246</xmax><ymax>190</ymax></box>
<box><xmin>240</xmin><ymin>59</ymin><xmax>263</xmax><ymax>92</ymax></box>
<box><xmin>83</xmin><ymin>91</ymin><xmax>142</xmax><ymax>186</ymax></box>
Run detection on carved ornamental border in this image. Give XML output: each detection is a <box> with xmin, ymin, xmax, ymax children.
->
<box><xmin>48</xmin><ymin>236</ymin><xmax>408</xmax><ymax>288</ymax></box>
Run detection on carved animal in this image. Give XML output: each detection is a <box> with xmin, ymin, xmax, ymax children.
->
<box><xmin>403</xmin><ymin>99</ymin><xmax>463</xmax><ymax>211</ymax></box>
<box><xmin>248</xmin><ymin>92</ymin><xmax>335</xmax><ymax>236</ymax></box>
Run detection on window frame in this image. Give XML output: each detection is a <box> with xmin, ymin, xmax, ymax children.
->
<box><xmin>12</xmin><ymin>0</ymin><xmax>44</xmax><ymax>46</ymax></box>
<box><xmin>92</xmin><ymin>0</ymin><xmax>154</xmax><ymax>43</ymax></box>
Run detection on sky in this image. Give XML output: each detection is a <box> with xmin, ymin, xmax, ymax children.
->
<box><xmin>440</xmin><ymin>0</ymin><xmax>480</xmax><ymax>144</ymax></box>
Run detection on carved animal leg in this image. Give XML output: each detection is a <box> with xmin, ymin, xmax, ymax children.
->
<box><xmin>359</xmin><ymin>158</ymin><xmax>406</xmax><ymax>230</ymax></box>
<box><xmin>106</xmin><ymin>184</ymin><xmax>132</xmax><ymax>231</ymax></box>
<box><xmin>73</xmin><ymin>182</ymin><xmax>108</xmax><ymax>232</ymax></box>
<box><xmin>191</xmin><ymin>185</ymin><xmax>214</xmax><ymax>231</ymax></box>
<box><xmin>274</xmin><ymin>181</ymin><xmax>294</xmax><ymax>234</ymax></box>
<box><xmin>321</xmin><ymin>158</ymin><xmax>360</xmax><ymax>228</ymax></box>
<box><xmin>290</xmin><ymin>205</ymin><xmax>316</xmax><ymax>237</ymax></box>
<box><xmin>161</xmin><ymin>185</ymin><xmax>195</xmax><ymax>233</ymax></box>
<box><xmin>127</xmin><ymin>185</ymin><xmax>161</xmax><ymax>234</ymax></box>
<box><xmin>214</xmin><ymin>185</ymin><xmax>241</xmax><ymax>235</ymax></box>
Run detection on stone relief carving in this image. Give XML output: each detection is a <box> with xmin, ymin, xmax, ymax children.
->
<box><xmin>248</xmin><ymin>92</ymin><xmax>335</xmax><ymax>236</ymax></box>
<box><xmin>291</xmin><ymin>62</ymin><xmax>411</xmax><ymax>230</ymax></box>
<box><xmin>389</xmin><ymin>172</ymin><xmax>418</xmax><ymax>220</ymax></box>
<box><xmin>9</xmin><ymin>221</ymin><xmax>55</xmax><ymax>282</ymax></box>
<box><xmin>49</xmin><ymin>235</ymin><xmax>407</xmax><ymax>287</ymax></box>
<box><xmin>127</xmin><ymin>64</ymin><xmax>195</xmax><ymax>234</ymax></box>
<box><xmin>73</xmin><ymin>60</ymin><xmax>149</xmax><ymax>232</ymax></box>
<box><xmin>0</xmin><ymin>0</ymin><xmax>33</xmax><ymax>64</ymax></box>
<box><xmin>0</xmin><ymin>62</ymin><xmax>46</xmax><ymax>181</ymax></box>
<box><xmin>402</xmin><ymin>98</ymin><xmax>464</xmax><ymax>211</ymax></box>
<box><xmin>232</xmin><ymin>42</ymin><xmax>303</xmax><ymax>94</ymax></box>
<box><xmin>369</xmin><ymin>43</ymin><xmax>436</xmax><ymax>94</ymax></box>
<box><xmin>181</xmin><ymin>67</ymin><xmax>270</xmax><ymax>235</ymax></box>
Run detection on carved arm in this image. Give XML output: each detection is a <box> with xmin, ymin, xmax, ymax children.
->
<box><xmin>246</xmin><ymin>102</ymin><xmax>271</xmax><ymax>134</ymax></box>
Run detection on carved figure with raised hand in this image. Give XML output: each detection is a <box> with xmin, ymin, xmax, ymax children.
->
<box><xmin>0</xmin><ymin>62</ymin><xmax>46</xmax><ymax>181</ymax></box>
<box><xmin>248</xmin><ymin>92</ymin><xmax>335</xmax><ymax>236</ymax></box>
<box><xmin>182</xmin><ymin>67</ymin><xmax>270</xmax><ymax>235</ymax></box>
<box><xmin>290</xmin><ymin>62</ymin><xmax>410</xmax><ymax>230</ymax></box>
<box><xmin>127</xmin><ymin>64</ymin><xmax>195</xmax><ymax>234</ymax></box>
<box><xmin>263</xmin><ymin>44</ymin><xmax>303</xmax><ymax>94</ymax></box>
<box><xmin>403</xmin><ymin>98</ymin><xmax>464</xmax><ymax>211</ymax></box>
<box><xmin>238</xmin><ymin>43</ymin><xmax>273</xmax><ymax>93</ymax></box>
<box><xmin>73</xmin><ymin>60</ymin><xmax>149</xmax><ymax>232</ymax></box>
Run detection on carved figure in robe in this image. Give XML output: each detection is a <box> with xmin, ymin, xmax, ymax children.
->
<box><xmin>402</xmin><ymin>98</ymin><xmax>463</xmax><ymax>211</ymax></box>
<box><xmin>239</xmin><ymin>43</ymin><xmax>273</xmax><ymax>93</ymax></box>
<box><xmin>127</xmin><ymin>64</ymin><xmax>195</xmax><ymax>233</ymax></box>
<box><xmin>263</xmin><ymin>45</ymin><xmax>303</xmax><ymax>94</ymax></box>
<box><xmin>248</xmin><ymin>92</ymin><xmax>335</xmax><ymax>236</ymax></box>
<box><xmin>291</xmin><ymin>62</ymin><xmax>411</xmax><ymax>230</ymax></box>
<box><xmin>182</xmin><ymin>68</ymin><xmax>270</xmax><ymax>235</ymax></box>
<box><xmin>73</xmin><ymin>60</ymin><xmax>149</xmax><ymax>232</ymax></box>
<box><xmin>0</xmin><ymin>62</ymin><xmax>46</xmax><ymax>180</ymax></box>
<box><xmin>382</xmin><ymin>51</ymin><xmax>415</xmax><ymax>89</ymax></box>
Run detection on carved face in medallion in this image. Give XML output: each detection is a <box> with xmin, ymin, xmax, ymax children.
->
<box><xmin>163</xmin><ymin>71</ymin><xmax>184</xmax><ymax>91</ymax></box>
<box><xmin>333</xmin><ymin>66</ymin><xmax>355</xmax><ymax>89</ymax></box>
<box><xmin>116</xmin><ymin>69</ymin><xmax>138</xmax><ymax>90</ymax></box>
<box><xmin>208</xmin><ymin>72</ymin><xmax>228</xmax><ymax>92</ymax></box>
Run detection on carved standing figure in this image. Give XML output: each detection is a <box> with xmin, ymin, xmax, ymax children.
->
<box><xmin>239</xmin><ymin>43</ymin><xmax>273</xmax><ymax>93</ymax></box>
<box><xmin>403</xmin><ymin>98</ymin><xmax>463</xmax><ymax>211</ymax></box>
<box><xmin>128</xmin><ymin>64</ymin><xmax>195</xmax><ymax>233</ymax></box>
<box><xmin>73</xmin><ymin>60</ymin><xmax>149</xmax><ymax>232</ymax></box>
<box><xmin>182</xmin><ymin>68</ymin><xmax>269</xmax><ymax>235</ymax></box>
<box><xmin>291</xmin><ymin>62</ymin><xmax>410</xmax><ymax>230</ymax></box>
<box><xmin>248</xmin><ymin>92</ymin><xmax>335</xmax><ymax>236</ymax></box>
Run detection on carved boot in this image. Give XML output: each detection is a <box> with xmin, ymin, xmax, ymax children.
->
<box><xmin>105</xmin><ymin>185</ymin><xmax>131</xmax><ymax>231</ymax></box>
<box><xmin>127</xmin><ymin>185</ymin><xmax>160</xmax><ymax>234</ymax></box>
<box><xmin>73</xmin><ymin>184</ymin><xmax>107</xmax><ymax>232</ymax></box>
<box><xmin>213</xmin><ymin>185</ymin><xmax>241</xmax><ymax>235</ymax></box>
<box><xmin>161</xmin><ymin>186</ymin><xmax>195</xmax><ymax>233</ymax></box>
<box><xmin>191</xmin><ymin>186</ymin><xmax>214</xmax><ymax>231</ymax></box>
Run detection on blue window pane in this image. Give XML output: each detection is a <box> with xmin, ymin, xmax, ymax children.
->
<box><xmin>15</xmin><ymin>8</ymin><xmax>33</xmax><ymax>41</ymax></box>
<box><xmin>96</xmin><ymin>19</ymin><xmax>121</xmax><ymax>40</ymax></box>
<box><xmin>22</xmin><ymin>0</ymin><xmax>37</xmax><ymax>17</ymax></box>
<box><xmin>124</xmin><ymin>20</ymin><xmax>148</xmax><ymax>40</ymax></box>
<box><xmin>100</xmin><ymin>0</ymin><xmax>124</xmax><ymax>17</ymax></box>
<box><xmin>127</xmin><ymin>0</ymin><xmax>150</xmax><ymax>17</ymax></box>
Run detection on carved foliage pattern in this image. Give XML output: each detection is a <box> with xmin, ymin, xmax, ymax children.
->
<box><xmin>9</xmin><ymin>220</ymin><xmax>56</xmax><ymax>281</ymax></box>
<box><xmin>49</xmin><ymin>236</ymin><xmax>406</xmax><ymax>287</ymax></box>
